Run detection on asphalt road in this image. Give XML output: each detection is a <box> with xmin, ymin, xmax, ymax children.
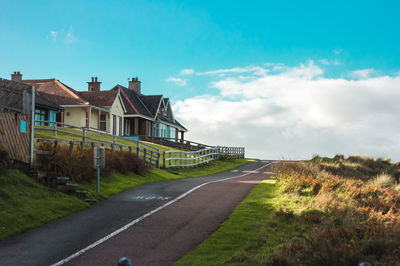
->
<box><xmin>0</xmin><ymin>160</ymin><xmax>273</xmax><ymax>266</ymax></box>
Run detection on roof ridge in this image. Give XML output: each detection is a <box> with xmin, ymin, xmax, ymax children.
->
<box><xmin>119</xmin><ymin>87</ymin><xmax>140</xmax><ymax>114</ymax></box>
<box><xmin>55</xmin><ymin>80</ymin><xmax>88</xmax><ymax>104</ymax></box>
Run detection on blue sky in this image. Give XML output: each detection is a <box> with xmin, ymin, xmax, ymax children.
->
<box><xmin>1</xmin><ymin>1</ymin><xmax>400</xmax><ymax>160</ymax></box>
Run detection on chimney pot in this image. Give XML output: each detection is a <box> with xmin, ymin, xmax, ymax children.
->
<box><xmin>11</xmin><ymin>71</ymin><xmax>23</xmax><ymax>82</ymax></box>
<box><xmin>128</xmin><ymin>76</ymin><xmax>141</xmax><ymax>94</ymax></box>
<box><xmin>88</xmin><ymin>77</ymin><xmax>101</xmax><ymax>92</ymax></box>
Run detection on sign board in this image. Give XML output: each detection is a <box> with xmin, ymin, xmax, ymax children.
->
<box><xmin>20</xmin><ymin>120</ymin><xmax>27</xmax><ymax>133</ymax></box>
<box><xmin>94</xmin><ymin>147</ymin><xmax>106</xmax><ymax>168</ymax></box>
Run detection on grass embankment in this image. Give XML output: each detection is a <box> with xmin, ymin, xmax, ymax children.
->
<box><xmin>0</xmin><ymin>169</ymin><xmax>88</xmax><ymax>240</ymax></box>
<box><xmin>0</xmin><ymin>158</ymin><xmax>252</xmax><ymax>240</ymax></box>
<box><xmin>177</xmin><ymin>155</ymin><xmax>400</xmax><ymax>265</ymax></box>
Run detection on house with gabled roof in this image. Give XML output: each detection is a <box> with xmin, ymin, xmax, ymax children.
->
<box><xmin>112</xmin><ymin>77</ymin><xmax>187</xmax><ymax>141</ymax></box>
<box><xmin>10</xmin><ymin>72</ymin><xmax>187</xmax><ymax>140</ymax></box>
<box><xmin>13</xmin><ymin>73</ymin><xmax>126</xmax><ymax>136</ymax></box>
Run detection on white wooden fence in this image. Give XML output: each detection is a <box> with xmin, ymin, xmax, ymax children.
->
<box><xmin>163</xmin><ymin>146</ymin><xmax>245</xmax><ymax>168</ymax></box>
<box><xmin>34</xmin><ymin>121</ymin><xmax>161</xmax><ymax>167</ymax></box>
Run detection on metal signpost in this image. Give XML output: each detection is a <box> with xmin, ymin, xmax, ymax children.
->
<box><xmin>94</xmin><ymin>147</ymin><xmax>105</xmax><ymax>193</ymax></box>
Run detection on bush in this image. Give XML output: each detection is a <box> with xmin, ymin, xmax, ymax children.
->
<box><xmin>0</xmin><ymin>149</ymin><xmax>11</xmax><ymax>172</ymax></box>
<box><xmin>36</xmin><ymin>143</ymin><xmax>148</xmax><ymax>182</ymax></box>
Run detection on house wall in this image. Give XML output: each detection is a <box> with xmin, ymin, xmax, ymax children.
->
<box><xmin>90</xmin><ymin>109</ymin><xmax>99</xmax><ymax>129</ymax></box>
<box><xmin>64</xmin><ymin>107</ymin><xmax>85</xmax><ymax>127</ymax></box>
<box><xmin>110</xmin><ymin>97</ymin><xmax>125</xmax><ymax>136</ymax></box>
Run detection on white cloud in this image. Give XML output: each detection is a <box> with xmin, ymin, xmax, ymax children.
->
<box><xmin>50</xmin><ymin>31</ymin><xmax>58</xmax><ymax>41</ymax></box>
<box><xmin>180</xmin><ymin>69</ymin><xmax>195</xmax><ymax>75</ymax></box>
<box><xmin>350</xmin><ymin>68</ymin><xmax>376</xmax><ymax>79</ymax></box>
<box><xmin>166</xmin><ymin>77</ymin><xmax>187</xmax><ymax>86</ymax></box>
<box><xmin>319</xmin><ymin>59</ymin><xmax>330</xmax><ymax>65</ymax></box>
<box><xmin>64</xmin><ymin>26</ymin><xmax>77</xmax><ymax>44</ymax></box>
<box><xmin>196</xmin><ymin>66</ymin><xmax>269</xmax><ymax>76</ymax></box>
<box><xmin>333</xmin><ymin>49</ymin><xmax>343</xmax><ymax>55</ymax></box>
<box><xmin>173</xmin><ymin>62</ymin><xmax>400</xmax><ymax>161</ymax></box>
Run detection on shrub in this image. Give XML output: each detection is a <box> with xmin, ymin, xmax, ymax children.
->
<box><xmin>0</xmin><ymin>148</ymin><xmax>11</xmax><ymax>172</ymax></box>
<box><xmin>36</xmin><ymin>144</ymin><xmax>148</xmax><ymax>182</ymax></box>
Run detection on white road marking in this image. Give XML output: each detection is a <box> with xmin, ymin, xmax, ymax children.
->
<box><xmin>132</xmin><ymin>196</ymin><xmax>171</xmax><ymax>201</ymax></box>
<box><xmin>51</xmin><ymin>162</ymin><xmax>273</xmax><ymax>266</ymax></box>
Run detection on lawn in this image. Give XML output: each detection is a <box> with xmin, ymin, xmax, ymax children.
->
<box><xmin>0</xmin><ymin>169</ymin><xmax>88</xmax><ymax>240</ymax></box>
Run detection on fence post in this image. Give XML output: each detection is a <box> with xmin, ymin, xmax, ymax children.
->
<box><xmin>129</xmin><ymin>146</ymin><xmax>132</xmax><ymax>153</ymax></box>
<box><xmin>156</xmin><ymin>151</ymin><xmax>160</xmax><ymax>168</ymax></box>
<box><xmin>69</xmin><ymin>141</ymin><xmax>74</xmax><ymax>154</ymax></box>
<box><xmin>53</xmin><ymin>140</ymin><xmax>58</xmax><ymax>154</ymax></box>
<box><xmin>185</xmin><ymin>152</ymin><xmax>187</xmax><ymax>167</ymax></box>
<box><xmin>54</xmin><ymin>123</ymin><xmax>57</xmax><ymax>137</ymax></box>
<box><xmin>80</xmin><ymin>141</ymin><xmax>84</xmax><ymax>152</ymax></box>
<box><xmin>144</xmin><ymin>149</ymin><xmax>147</xmax><ymax>164</ymax></box>
<box><xmin>83</xmin><ymin>128</ymin><xmax>86</xmax><ymax>143</ymax></box>
<box><xmin>150</xmin><ymin>150</ymin><xmax>153</xmax><ymax>165</ymax></box>
<box><xmin>137</xmin><ymin>143</ymin><xmax>140</xmax><ymax>156</ymax></box>
<box><xmin>163</xmin><ymin>151</ymin><xmax>166</xmax><ymax>168</ymax></box>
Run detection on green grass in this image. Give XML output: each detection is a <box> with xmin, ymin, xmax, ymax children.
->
<box><xmin>175</xmin><ymin>179</ymin><xmax>310</xmax><ymax>265</ymax></box>
<box><xmin>80</xmin><ymin>158</ymin><xmax>253</xmax><ymax>200</ymax></box>
<box><xmin>0</xmin><ymin>169</ymin><xmax>89</xmax><ymax>240</ymax></box>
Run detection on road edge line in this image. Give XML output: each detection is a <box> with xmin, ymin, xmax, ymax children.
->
<box><xmin>51</xmin><ymin>162</ymin><xmax>273</xmax><ymax>266</ymax></box>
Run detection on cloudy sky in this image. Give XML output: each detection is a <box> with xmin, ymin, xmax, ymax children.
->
<box><xmin>1</xmin><ymin>0</ymin><xmax>400</xmax><ymax>160</ymax></box>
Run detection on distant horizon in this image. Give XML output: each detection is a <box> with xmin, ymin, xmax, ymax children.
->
<box><xmin>2</xmin><ymin>0</ymin><xmax>399</xmax><ymax>161</ymax></box>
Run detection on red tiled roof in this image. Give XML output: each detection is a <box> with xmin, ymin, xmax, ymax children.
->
<box><xmin>78</xmin><ymin>90</ymin><xmax>118</xmax><ymax>107</ymax></box>
<box><xmin>22</xmin><ymin>79</ymin><xmax>88</xmax><ymax>105</ymax></box>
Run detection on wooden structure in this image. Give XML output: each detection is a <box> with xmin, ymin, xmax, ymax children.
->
<box><xmin>163</xmin><ymin>146</ymin><xmax>245</xmax><ymax>168</ymax></box>
<box><xmin>35</xmin><ymin>120</ymin><xmax>160</xmax><ymax>167</ymax></box>
<box><xmin>139</xmin><ymin>136</ymin><xmax>212</xmax><ymax>151</ymax></box>
<box><xmin>0</xmin><ymin>79</ymin><xmax>34</xmax><ymax>164</ymax></box>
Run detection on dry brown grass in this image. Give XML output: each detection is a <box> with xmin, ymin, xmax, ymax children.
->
<box><xmin>270</xmin><ymin>158</ymin><xmax>400</xmax><ymax>265</ymax></box>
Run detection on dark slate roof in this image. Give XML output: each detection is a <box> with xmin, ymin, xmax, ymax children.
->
<box><xmin>0</xmin><ymin>78</ymin><xmax>32</xmax><ymax>91</ymax></box>
<box><xmin>139</xmin><ymin>95</ymin><xmax>162</xmax><ymax>117</ymax></box>
<box><xmin>35</xmin><ymin>93</ymin><xmax>62</xmax><ymax>110</ymax></box>
<box><xmin>112</xmin><ymin>85</ymin><xmax>153</xmax><ymax>117</ymax></box>
<box><xmin>111</xmin><ymin>84</ymin><xmax>187</xmax><ymax>131</ymax></box>
<box><xmin>78</xmin><ymin>90</ymin><xmax>118</xmax><ymax>107</ymax></box>
<box><xmin>157</xmin><ymin>116</ymin><xmax>187</xmax><ymax>131</ymax></box>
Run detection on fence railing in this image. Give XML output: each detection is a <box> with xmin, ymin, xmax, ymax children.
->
<box><xmin>163</xmin><ymin>146</ymin><xmax>245</xmax><ymax>168</ymax></box>
<box><xmin>139</xmin><ymin>136</ymin><xmax>213</xmax><ymax>151</ymax></box>
<box><xmin>34</xmin><ymin>120</ymin><xmax>160</xmax><ymax>167</ymax></box>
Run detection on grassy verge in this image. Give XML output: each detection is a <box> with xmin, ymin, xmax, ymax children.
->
<box><xmin>176</xmin><ymin>179</ymin><xmax>310</xmax><ymax>265</ymax></box>
<box><xmin>177</xmin><ymin>155</ymin><xmax>400</xmax><ymax>265</ymax></box>
<box><xmin>0</xmin><ymin>169</ymin><xmax>88</xmax><ymax>240</ymax></box>
<box><xmin>80</xmin><ymin>158</ymin><xmax>253</xmax><ymax>200</ymax></box>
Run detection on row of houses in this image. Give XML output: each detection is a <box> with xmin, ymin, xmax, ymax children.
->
<box><xmin>9</xmin><ymin>72</ymin><xmax>187</xmax><ymax>141</ymax></box>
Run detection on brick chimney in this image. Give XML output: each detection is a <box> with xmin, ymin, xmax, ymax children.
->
<box><xmin>128</xmin><ymin>77</ymin><xmax>141</xmax><ymax>94</ymax></box>
<box><xmin>11</xmin><ymin>72</ymin><xmax>22</xmax><ymax>82</ymax></box>
<box><xmin>88</xmin><ymin>77</ymin><xmax>101</xmax><ymax>92</ymax></box>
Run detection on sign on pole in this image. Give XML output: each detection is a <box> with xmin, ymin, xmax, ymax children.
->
<box><xmin>94</xmin><ymin>147</ymin><xmax>105</xmax><ymax>193</ymax></box>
